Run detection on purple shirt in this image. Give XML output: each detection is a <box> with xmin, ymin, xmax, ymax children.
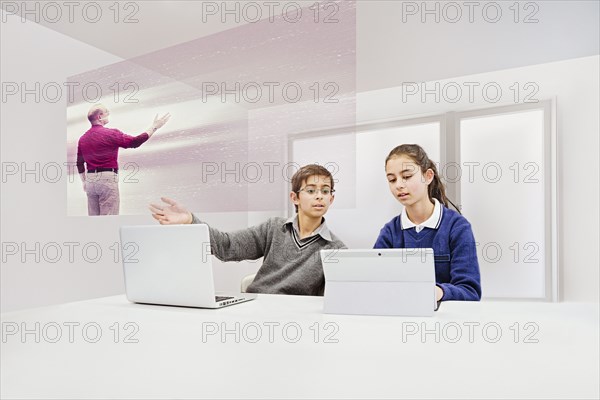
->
<box><xmin>76</xmin><ymin>125</ymin><xmax>149</xmax><ymax>173</ymax></box>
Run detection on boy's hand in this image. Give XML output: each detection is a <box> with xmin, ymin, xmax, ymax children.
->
<box><xmin>149</xmin><ymin>197</ymin><xmax>193</xmax><ymax>225</ymax></box>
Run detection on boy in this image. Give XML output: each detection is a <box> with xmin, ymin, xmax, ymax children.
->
<box><xmin>148</xmin><ymin>164</ymin><xmax>346</xmax><ymax>296</ymax></box>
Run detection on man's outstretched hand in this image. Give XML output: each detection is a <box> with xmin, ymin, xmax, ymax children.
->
<box><xmin>153</xmin><ymin>113</ymin><xmax>171</xmax><ymax>129</ymax></box>
<box><xmin>147</xmin><ymin>113</ymin><xmax>171</xmax><ymax>136</ymax></box>
<box><xmin>149</xmin><ymin>197</ymin><xmax>193</xmax><ymax>225</ymax></box>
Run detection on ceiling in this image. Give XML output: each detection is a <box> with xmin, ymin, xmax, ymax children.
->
<box><xmin>2</xmin><ymin>1</ymin><xmax>598</xmax><ymax>91</ymax></box>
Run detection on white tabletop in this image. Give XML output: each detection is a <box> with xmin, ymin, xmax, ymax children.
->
<box><xmin>1</xmin><ymin>294</ymin><xmax>598</xmax><ymax>399</ymax></box>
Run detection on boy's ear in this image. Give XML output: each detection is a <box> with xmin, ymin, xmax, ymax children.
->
<box><xmin>290</xmin><ymin>191</ymin><xmax>299</xmax><ymax>206</ymax></box>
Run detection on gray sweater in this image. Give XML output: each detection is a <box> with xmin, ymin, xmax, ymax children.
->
<box><xmin>191</xmin><ymin>215</ymin><xmax>346</xmax><ymax>296</ymax></box>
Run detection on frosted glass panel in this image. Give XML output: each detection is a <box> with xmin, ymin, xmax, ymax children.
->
<box><xmin>460</xmin><ymin>110</ymin><xmax>545</xmax><ymax>299</ymax></box>
<box><xmin>293</xmin><ymin>122</ymin><xmax>440</xmax><ymax>248</ymax></box>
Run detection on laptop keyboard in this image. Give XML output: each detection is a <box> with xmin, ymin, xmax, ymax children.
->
<box><xmin>215</xmin><ymin>296</ymin><xmax>234</xmax><ymax>302</ymax></box>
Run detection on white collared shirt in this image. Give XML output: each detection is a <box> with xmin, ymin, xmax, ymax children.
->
<box><xmin>284</xmin><ymin>215</ymin><xmax>333</xmax><ymax>242</ymax></box>
<box><xmin>401</xmin><ymin>198</ymin><xmax>443</xmax><ymax>233</ymax></box>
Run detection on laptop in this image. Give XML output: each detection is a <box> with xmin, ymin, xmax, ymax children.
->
<box><xmin>320</xmin><ymin>248</ymin><xmax>437</xmax><ymax>316</ymax></box>
<box><xmin>119</xmin><ymin>224</ymin><xmax>256</xmax><ymax>308</ymax></box>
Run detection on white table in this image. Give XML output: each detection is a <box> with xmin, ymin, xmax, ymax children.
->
<box><xmin>1</xmin><ymin>294</ymin><xmax>598</xmax><ymax>399</ymax></box>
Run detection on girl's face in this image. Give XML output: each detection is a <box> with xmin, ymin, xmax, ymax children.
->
<box><xmin>385</xmin><ymin>155</ymin><xmax>434</xmax><ymax>207</ymax></box>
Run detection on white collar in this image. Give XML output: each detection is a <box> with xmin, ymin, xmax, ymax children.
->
<box><xmin>401</xmin><ymin>198</ymin><xmax>442</xmax><ymax>233</ymax></box>
<box><xmin>284</xmin><ymin>215</ymin><xmax>332</xmax><ymax>241</ymax></box>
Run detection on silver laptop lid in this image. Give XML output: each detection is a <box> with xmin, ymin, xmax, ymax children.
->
<box><xmin>119</xmin><ymin>224</ymin><xmax>216</xmax><ymax>307</ymax></box>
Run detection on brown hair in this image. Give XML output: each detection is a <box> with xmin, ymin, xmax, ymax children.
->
<box><xmin>291</xmin><ymin>164</ymin><xmax>334</xmax><ymax>212</ymax></box>
<box><xmin>385</xmin><ymin>144</ymin><xmax>461</xmax><ymax>213</ymax></box>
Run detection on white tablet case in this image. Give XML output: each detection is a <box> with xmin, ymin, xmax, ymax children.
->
<box><xmin>321</xmin><ymin>249</ymin><xmax>437</xmax><ymax>317</ymax></box>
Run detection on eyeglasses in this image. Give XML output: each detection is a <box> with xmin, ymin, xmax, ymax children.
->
<box><xmin>298</xmin><ymin>186</ymin><xmax>335</xmax><ymax>196</ymax></box>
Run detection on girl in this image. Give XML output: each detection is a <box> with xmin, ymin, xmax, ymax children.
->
<box><xmin>374</xmin><ymin>144</ymin><xmax>482</xmax><ymax>302</ymax></box>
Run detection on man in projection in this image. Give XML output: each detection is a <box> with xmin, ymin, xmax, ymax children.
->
<box><xmin>76</xmin><ymin>104</ymin><xmax>171</xmax><ymax>215</ymax></box>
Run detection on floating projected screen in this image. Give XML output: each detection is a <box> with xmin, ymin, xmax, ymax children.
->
<box><xmin>66</xmin><ymin>1</ymin><xmax>356</xmax><ymax>216</ymax></box>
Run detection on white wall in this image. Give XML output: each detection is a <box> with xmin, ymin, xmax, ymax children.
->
<box><xmin>0</xmin><ymin>11</ymin><xmax>131</xmax><ymax>311</ymax></box>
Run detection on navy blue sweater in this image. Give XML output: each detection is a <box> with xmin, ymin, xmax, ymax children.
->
<box><xmin>374</xmin><ymin>207</ymin><xmax>482</xmax><ymax>301</ymax></box>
